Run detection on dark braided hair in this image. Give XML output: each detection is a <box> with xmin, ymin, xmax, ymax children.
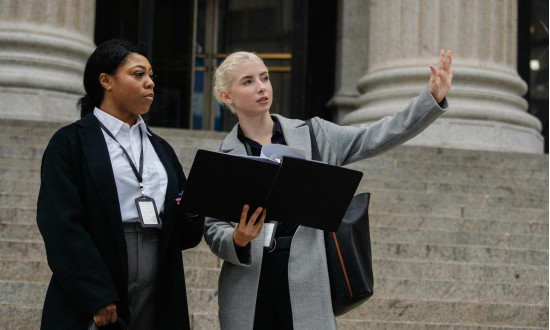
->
<box><xmin>77</xmin><ymin>39</ymin><xmax>148</xmax><ymax>118</ymax></box>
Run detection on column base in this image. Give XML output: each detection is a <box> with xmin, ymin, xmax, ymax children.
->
<box><xmin>0</xmin><ymin>87</ymin><xmax>80</xmax><ymax>122</ymax></box>
<box><xmin>398</xmin><ymin>117</ymin><xmax>544</xmax><ymax>154</ymax></box>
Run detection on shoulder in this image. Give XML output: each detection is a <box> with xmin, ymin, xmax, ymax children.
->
<box><xmin>272</xmin><ymin>114</ymin><xmax>305</xmax><ymax>128</ymax></box>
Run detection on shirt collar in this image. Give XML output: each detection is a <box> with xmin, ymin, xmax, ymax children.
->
<box><xmin>237</xmin><ymin>116</ymin><xmax>283</xmax><ymax>143</ymax></box>
<box><xmin>93</xmin><ymin>107</ymin><xmax>150</xmax><ymax>136</ymax></box>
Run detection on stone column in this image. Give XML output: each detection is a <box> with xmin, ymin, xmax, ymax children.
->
<box><xmin>328</xmin><ymin>0</ymin><xmax>370</xmax><ymax>123</ymax></box>
<box><xmin>341</xmin><ymin>0</ymin><xmax>543</xmax><ymax>154</ymax></box>
<box><xmin>0</xmin><ymin>0</ymin><xmax>96</xmax><ymax>122</ymax></box>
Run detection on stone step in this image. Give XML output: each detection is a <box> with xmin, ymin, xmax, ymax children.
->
<box><xmin>189</xmin><ymin>312</ymin><xmax>549</xmax><ymax>330</ymax></box>
<box><xmin>343</xmin><ymin>297</ymin><xmax>548</xmax><ymax>328</ymax></box>
<box><xmin>1</xmin><ymin>282</ymin><xmax>547</xmax><ymax>328</ymax></box>
<box><xmin>0</xmin><ymin>169</ymin><xmax>40</xmax><ymax>181</ymax></box>
<box><xmin>370</xmin><ymin>213</ymin><xmax>548</xmax><ymax>236</ymax></box>
<box><xmin>372</xmin><ymin>241</ymin><xmax>547</xmax><ymax>266</ymax></box>
<box><xmin>374</xmin><ymin>277</ymin><xmax>548</xmax><ymax>305</ymax></box>
<box><xmin>0</xmin><ymin>157</ymin><xmax>41</xmax><ymax>171</ymax></box>
<box><xmin>181</xmin><ymin>249</ymin><xmax>221</xmax><ymax>269</ymax></box>
<box><xmin>185</xmin><ymin>289</ymin><xmax>548</xmax><ymax>328</ymax></box>
<box><xmin>2</xmin><ymin>248</ymin><xmax>546</xmax><ymax>289</ymax></box>
<box><xmin>0</xmin><ymin>153</ymin><xmax>546</xmax><ymax>195</ymax></box>
<box><xmin>374</xmin><ymin>258</ymin><xmax>548</xmax><ymax>285</ymax></box>
<box><xmin>0</xmin><ymin>238</ymin><xmax>545</xmax><ymax>268</ymax></box>
<box><xmin>0</xmin><ymin>281</ymin><xmax>46</xmax><ymax>308</ymax></box>
<box><xmin>0</xmin><ymin>207</ymin><xmax>37</xmax><ymax>225</ymax></box>
<box><xmin>0</xmin><ymin>224</ymin><xmax>42</xmax><ymax>241</ymax></box>
<box><xmin>354</xmin><ymin>166</ymin><xmax>548</xmax><ymax>190</ymax></box>
<box><xmin>0</xmin><ymin>305</ymin><xmax>42</xmax><ymax>330</ymax></box>
<box><xmin>0</xmin><ymin>179</ymin><xmax>40</xmax><ymax>195</ymax></box>
<box><xmin>334</xmin><ymin>319</ymin><xmax>548</xmax><ymax>330</ymax></box>
<box><xmin>364</xmin><ymin>179</ymin><xmax>548</xmax><ymax>200</ymax></box>
<box><xmin>375</xmin><ymin>146</ymin><xmax>549</xmax><ymax>171</ymax></box>
<box><xmin>2</xmin><ymin>219</ymin><xmax>546</xmax><ymax>252</ymax></box>
<box><xmin>183</xmin><ymin>257</ymin><xmax>548</xmax><ymax>290</ymax></box>
<box><xmin>1</xmin><ymin>206</ymin><xmax>547</xmax><ymax>240</ymax></box>
<box><xmin>0</xmin><ymin>260</ymin><xmax>51</xmax><ymax>283</ymax></box>
<box><xmin>1</xmin><ymin>304</ymin><xmax>546</xmax><ymax>330</ymax></box>
<box><xmin>368</xmin><ymin>200</ymin><xmax>547</xmax><ymax>222</ymax></box>
<box><xmin>370</xmin><ymin>227</ymin><xmax>548</xmax><ymax>250</ymax></box>
<box><xmin>4</xmin><ymin>250</ymin><xmax>547</xmax><ymax>291</ymax></box>
<box><xmin>1</xmin><ymin>191</ymin><xmax>546</xmax><ymax>223</ymax></box>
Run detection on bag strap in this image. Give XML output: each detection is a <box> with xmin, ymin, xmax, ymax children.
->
<box><xmin>305</xmin><ymin>119</ymin><xmax>321</xmax><ymax>161</ymax></box>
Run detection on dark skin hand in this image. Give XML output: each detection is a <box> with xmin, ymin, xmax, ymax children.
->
<box><xmin>233</xmin><ymin>204</ymin><xmax>267</xmax><ymax>247</ymax></box>
<box><xmin>93</xmin><ymin>303</ymin><xmax>117</xmax><ymax>327</ymax></box>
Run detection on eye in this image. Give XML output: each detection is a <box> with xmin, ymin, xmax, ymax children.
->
<box><xmin>149</xmin><ymin>73</ymin><xmax>157</xmax><ymax>81</ymax></box>
<box><xmin>243</xmin><ymin>80</ymin><xmax>252</xmax><ymax>85</ymax></box>
<box><xmin>262</xmin><ymin>75</ymin><xmax>269</xmax><ymax>82</ymax></box>
<box><xmin>133</xmin><ymin>71</ymin><xmax>145</xmax><ymax>78</ymax></box>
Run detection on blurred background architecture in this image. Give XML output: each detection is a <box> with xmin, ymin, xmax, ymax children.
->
<box><xmin>0</xmin><ymin>1</ymin><xmax>547</xmax><ymax>329</ymax></box>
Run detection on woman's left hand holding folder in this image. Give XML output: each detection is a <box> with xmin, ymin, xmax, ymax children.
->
<box><xmin>233</xmin><ymin>204</ymin><xmax>266</xmax><ymax>247</ymax></box>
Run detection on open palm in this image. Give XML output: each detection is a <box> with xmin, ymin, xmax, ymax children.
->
<box><xmin>429</xmin><ymin>49</ymin><xmax>454</xmax><ymax>104</ymax></box>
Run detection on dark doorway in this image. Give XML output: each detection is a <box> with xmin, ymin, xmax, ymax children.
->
<box><xmin>94</xmin><ymin>0</ymin><xmax>337</xmax><ymax>130</ymax></box>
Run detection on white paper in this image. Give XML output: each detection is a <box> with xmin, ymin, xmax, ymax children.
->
<box><xmin>260</xmin><ymin>144</ymin><xmax>306</xmax><ymax>163</ymax></box>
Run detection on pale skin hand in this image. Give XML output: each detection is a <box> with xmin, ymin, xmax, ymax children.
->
<box><xmin>428</xmin><ymin>49</ymin><xmax>455</xmax><ymax>104</ymax></box>
<box><xmin>93</xmin><ymin>303</ymin><xmax>117</xmax><ymax>327</ymax></box>
<box><xmin>233</xmin><ymin>204</ymin><xmax>267</xmax><ymax>247</ymax></box>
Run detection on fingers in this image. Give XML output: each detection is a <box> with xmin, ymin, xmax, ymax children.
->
<box><xmin>443</xmin><ymin>50</ymin><xmax>453</xmax><ymax>72</ymax></box>
<box><xmin>436</xmin><ymin>49</ymin><xmax>444</xmax><ymax>70</ymax></box>
<box><xmin>233</xmin><ymin>205</ymin><xmax>266</xmax><ymax>247</ymax></box>
<box><xmin>436</xmin><ymin>49</ymin><xmax>453</xmax><ymax>73</ymax></box>
<box><xmin>239</xmin><ymin>204</ymin><xmax>250</xmax><ymax>225</ymax></box>
<box><xmin>93</xmin><ymin>304</ymin><xmax>117</xmax><ymax>326</ymax></box>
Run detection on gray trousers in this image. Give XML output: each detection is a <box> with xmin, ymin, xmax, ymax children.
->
<box><xmin>123</xmin><ymin>222</ymin><xmax>161</xmax><ymax>330</ymax></box>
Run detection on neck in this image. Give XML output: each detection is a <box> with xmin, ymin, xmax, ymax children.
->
<box><xmin>237</xmin><ymin>112</ymin><xmax>274</xmax><ymax>145</ymax></box>
<box><xmin>99</xmin><ymin>102</ymin><xmax>137</xmax><ymax>127</ymax></box>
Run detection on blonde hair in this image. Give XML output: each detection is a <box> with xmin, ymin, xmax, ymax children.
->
<box><xmin>213</xmin><ymin>51</ymin><xmax>265</xmax><ymax>113</ymax></box>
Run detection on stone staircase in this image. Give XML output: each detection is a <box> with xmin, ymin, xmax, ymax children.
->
<box><xmin>0</xmin><ymin>118</ymin><xmax>547</xmax><ymax>329</ymax></box>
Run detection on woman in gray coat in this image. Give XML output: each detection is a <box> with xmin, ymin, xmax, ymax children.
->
<box><xmin>204</xmin><ymin>50</ymin><xmax>454</xmax><ymax>329</ymax></box>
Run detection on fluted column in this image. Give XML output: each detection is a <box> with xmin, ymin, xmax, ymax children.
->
<box><xmin>342</xmin><ymin>0</ymin><xmax>543</xmax><ymax>154</ymax></box>
<box><xmin>0</xmin><ymin>0</ymin><xmax>96</xmax><ymax>122</ymax></box>
<box><xmin>328</xmin><ymin>0</ymin><xmax>369</xmax><ymax>122</ymax></box>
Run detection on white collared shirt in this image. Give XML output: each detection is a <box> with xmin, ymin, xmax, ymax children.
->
<box><xmin>94</xmin><ymin>108</ymin><xmax>168</xmax><ymax>222</ymax></box>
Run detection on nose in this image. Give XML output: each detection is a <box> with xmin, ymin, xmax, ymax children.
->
<box><xmin>258</xmin><ymin>81</ymin><xmax>266</xmax><ymax>93</ymax></box>
<box><xmin>145</xmin><ymin>75</ymin><xmax>155</xmax><ymax>89</ymax></box>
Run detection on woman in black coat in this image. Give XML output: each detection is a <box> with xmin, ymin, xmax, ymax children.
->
<box><xmin>37</xmin><ymin>39</ymin><xmax>204</xmax><ymax>329</ymax></box>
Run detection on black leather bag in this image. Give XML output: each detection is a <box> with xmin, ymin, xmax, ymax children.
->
<box><xmin>324</xmin><ymin>192</ymin><xmax>374</xmax><ymax>316</ymax></box>
<box><xmin>305</xmin><ymin>119</ymin><xmax>374</xmax><ymax>316</ymax></box>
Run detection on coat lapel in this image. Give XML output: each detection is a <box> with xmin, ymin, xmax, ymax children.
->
<box><xmin>220</xmin><ymin>114</ymin><xmax>313</xmax><ymax>159</ymax></box>
<box><xmin>273</xmin><ymin>114</ymin><xmax>313</xmax><ymax>160</ymax></box>
<box><xmin>219</xmin><ymin>124</ymin><xmax>247</xmax><ymax>155</ymax></box>
<box><xmin>146</xmin><ymin>129</ymin><xmax>179</xmax><ymax>255</ymax></box>
<box><xmin>77</xmin><ymin>114</ymin><xmax>128</xmax><ymax>266</ymax></box>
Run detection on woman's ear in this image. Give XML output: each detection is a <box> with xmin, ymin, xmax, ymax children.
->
<box><xmin>99</xmin><ymin>73</ymin><xmax>112</xmax><ymax>91</ymax></box>
<box><xmin>219</xmin><ymin>90</ymin><xmax>232</xmax><ymax>104</ymax></box>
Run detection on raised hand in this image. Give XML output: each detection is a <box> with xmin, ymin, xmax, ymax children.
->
<box><xmin>428</xmin><ymin>49</ymin><xmax>454</xmax><ymax>104</ymax></box>
<box><xmin>232</xmin><ymin>204</ymin><xmax>266</xmax><ymax>247</ymax></box>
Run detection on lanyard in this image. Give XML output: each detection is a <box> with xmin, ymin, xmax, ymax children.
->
<box><xmin>98</xmin><ymin>121</ymin><xmax>146</xmax><ymax>196</ymax></box>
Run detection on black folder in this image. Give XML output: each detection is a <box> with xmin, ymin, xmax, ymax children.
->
<box><xmin>180</xmin><ymin>149</ymin><xmax>363</xmax><ymax>232</ymax></box>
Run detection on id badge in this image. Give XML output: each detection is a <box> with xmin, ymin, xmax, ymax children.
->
<box><xmin>263</xmin><ymin>221</ymin><xmax>277</xmax><ymax>252</ymax></box>
<box><xmin>135</xmin><ymin>196</ymin><xmax>162</xmax><ymax>228</ymax></box>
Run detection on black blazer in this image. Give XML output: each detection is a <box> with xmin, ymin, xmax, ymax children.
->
<box><xmin>37</xmin><ymin>113</ymin><xmax>204</xmax><ymax>329</ymax></box>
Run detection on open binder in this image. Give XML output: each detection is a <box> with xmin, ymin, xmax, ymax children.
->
<box><xmin>180</xmin><ymin>148</ymin><xmax>363</xmax><ymax>232</ymax></box>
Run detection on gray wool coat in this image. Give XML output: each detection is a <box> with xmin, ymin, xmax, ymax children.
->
<box><xmin>204</xmin><ymin>86</ymin><xmax>448</xmax><ymax>330</ymax></box>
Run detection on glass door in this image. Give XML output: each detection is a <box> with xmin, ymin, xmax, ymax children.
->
<box><xmin>192</xmin><ymin>0</ymin><xmax>293</xmax><ymax>131</ymax></box>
